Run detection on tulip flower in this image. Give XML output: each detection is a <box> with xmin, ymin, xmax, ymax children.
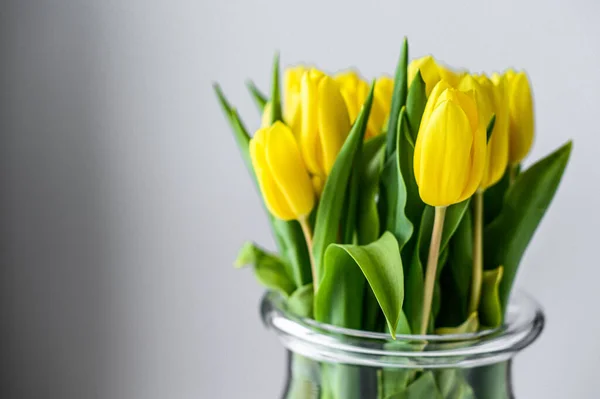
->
<box><xmin>458</xmin><ymin>74</ymin><xmax>509</xmax><ymax>190</ymax></box>
<box><xmin>475</xmin><ymin>74</ymin><xmax>510</xmax><ymax>189</ymax></box>
<box><xmin>408</xmin><ymin>55</ymin><xmax>463</xmax><ymax>96</ymax></box>
<box><xmin>413</xmin><ymin>80</ymin><xmax>486</xmax><ymax>207</ymax></box>
<box><xmin>414</xmin><ymin>80</ymin><xmax>486</xmax><ymax>334</ymax></box>
<box><xmin>335</xmin><ymin>71</ymin><xmax>393</xmax><ymax>139</ymax></box>
<box><xmin>299</xmin><ymin>69</ymin><xmax>352</xmax><ymax>180</ymax></box>
<box><xmin>283</xmin><ymin>66</ymin><xmax>307</xmax><ymax>133</ymax></box>
<box><xmin>501</xmin><ymin>70</ymin><xmax>535</xmax><ymax>165</ymax></box>
<box><xmin>249</xmin><ymin>121</ymin><xmax>315</xmax><ymax>221</ymax></box>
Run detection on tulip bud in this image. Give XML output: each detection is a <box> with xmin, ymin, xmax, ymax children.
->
<box><xmin>284</xmin><ymin>66</ymin><xmax>307</xmax><ymax>134</ymax></box>
<box><xmin>335</xmin><ymin>71</ymin><xmax>393</xmax><ymax>139</ymax></box>
<box><xmin>476</xmin><ymin>74</ymin><xmax>510</xmax><ymax>189</ymax></box>
<box><xmin>459</xmin><ymin>74</ymin><xmax>510</xmax><ymax>189</ymax></box>
<box><xmin>414</xmin><ymin>81</ymin><xmax>486</xmax><ymax>206</ymax></box>
<box><xmin>408</xmin><ymin>55</ymin><xmax>463</xmax><ymax>96</ymax></box>
<box><xmin>250</xmin><ymin>122</ymin><xmax>315</xmax><ymax>221</ymax></box>
<box><xmin>501</xmin><ymin>70</ymin><xmax>534</xmax><ymax>165</ymax></box>
<box><xmin>300</xmin><ymin>69</ymin><xmax>352</xmax><ymax>179</ymax></box>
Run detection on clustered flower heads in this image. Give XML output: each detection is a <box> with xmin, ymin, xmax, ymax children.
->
<box><xmin>215</xmin><ymin>40</ymin><xmax>570</xmax><ymax>340</ymax></box>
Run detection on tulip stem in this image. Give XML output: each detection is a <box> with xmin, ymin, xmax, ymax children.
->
<box><xmin>420</xmin><ymin>206</ymin><xmax>447</xmax><ymax>335</ymax></box>
<box><xmin>469</xmin><ymin>191</ymin><xmax>484</xmax><ymax>315</ymax></box>
<box><xmin>299</xmin><ymin>217</ymin><xmax>317</xmax><ymax>293</ymax></box>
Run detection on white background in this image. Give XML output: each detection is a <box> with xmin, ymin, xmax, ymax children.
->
<box><xmin>1</xmin><ymin>0</ymin><xmax>598</xmax><ymax>398</ymax></box>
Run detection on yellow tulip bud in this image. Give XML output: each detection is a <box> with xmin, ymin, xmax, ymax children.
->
<box><xmin>249</xmin><ymin>122</ymin><xmax>315</xmax><ymax>221</ymax></box>
<box><xmin>414</xmin><ymin>81</ymin><xmax>486</xmax><ymax>206</ymax></box>
<box><xmin>408</xmin><ymin>55</ymin><xmax>463</xmax><ymax>96</ymax></box>
<box><xmin>476</xmin><ymin>74</ymin><xmax>510</xmax><ymax>189</ymax></box>
<box><xmin>300</xmin><ymin>69</ymin><xmax>351</xmax><ymax>179</ymax></box>
<box><xmin>284</xmin><ymin>66</ymin><xmax>307</xmax><ymax>133</ymax></box>
<box><xmin>335</xmin><ymin>71</ymin><xmax>393</xmax><ymax>139</ymax></box>
<box><xmin>502</xmin><ymin>70</ymin><xmax>535</xmax><ymax>165</ymax></box>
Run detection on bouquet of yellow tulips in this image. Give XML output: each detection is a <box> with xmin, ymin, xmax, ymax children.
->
<box><xmin>215</xmin><ymin>38</ymin><xmax>571</xmax><ymax>399</ymax></box>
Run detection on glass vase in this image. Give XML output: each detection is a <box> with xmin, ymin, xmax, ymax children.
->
<box><xmin>261</xmin><ymin>290</ymin><xmax>544</xmax><ymax>399</ymax></box>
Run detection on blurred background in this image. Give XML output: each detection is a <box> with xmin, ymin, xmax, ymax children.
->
<box><xmin>0</xmin><ymin>0</ymin><xmax>597</xmax><ymax>398</ymax></box>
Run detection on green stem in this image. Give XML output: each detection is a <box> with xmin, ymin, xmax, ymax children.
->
<box><xmin>420</xmin><ymin>206</ymin><xmax>447</xmax><ymax>335</ymax></box>
<box><xmin>299</xmin><ymin>217</ymin><xmax>317</xmax><ymax>293</ymax></box>
<box><xmin>469</xmin><ymin>191</ymin><xmax>484</xmax><ymax>315</ymax></box>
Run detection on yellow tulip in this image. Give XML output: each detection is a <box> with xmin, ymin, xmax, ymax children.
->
<box><xmin>283</xmin><ymin>66</ymin><xmax>307</xmax><ymax>133</ymax></box>
<box><xmin>300</xmin><ymin>68</ymin><xmax>351</xmax><ymax>179</ymax></box>
<box><xmin>459</xmin><ymin>74</ymin><xmax>509</xmax><ymax>189</ymax></box>
<box><xmin>500</xmin><ymin>70</ymin><xmax>535</xmax><ymax>165</ymax></box>
<box><xmin>335</xmin><ymin>71</ymin><xmax>393</xmax><ymax>139</ymax></box>
<box><xmin>249</xmin><ymin>121</ymin><xmax>315</xmax><ymax>221</ymax></box>
<box><xmin>414</xmin><ymin>81</ymin><xmax>486</xmax><ymax>206</ymax></box>
<box><xmin>476</xmin><ymin>74</ymin><xmax>510</xmax><ymax>189</ymax></box>
<box><xmin>408</xmin><ymin>55</ymin><xmax>463</xmax><ymax>96</ymax></box>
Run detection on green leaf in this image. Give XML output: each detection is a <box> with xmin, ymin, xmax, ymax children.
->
<box><xmin>315</xmin><ymin>232</ymin><xmax>404</xmax><ymax>337</ymax></box>
<box><xmin>274</xmin><ymin>219</ymin><xmax>312</xmax><ymax>288</ymax></box>
<box><xmin>396</xmin><ymin>80</ymin><xmax>426</xmax><ymax>270</ymax></box>
<box><xmin>483</xmin><ymin>168</ymin><xmax>510</xmax><ymax>226</ymax></box>
<box><xmin>356</xmin><ymin>134</ymin><xmax>387</xmax><ymax>332</ymax></box>
<box><xmin>379</xmin><ymin>311</ymin><xmax>414</xmax><ymax>396</ymax></box>
<box><xmin>385</xmin><ymin>38</ymin><xmax>409</xmax><ymax>160</ymax></box>
<box><xmin>235</xmin><ymin>242</ymin><xmax>295</xmax><ymax>297</ymax></box>
<box><xmin>438</xmin><ymin>208</ymin><xmax>473</xmax><ymax>327</ymax></box>
<box><xmin>431</xmin><ymin>246</ymin><xmax>450</xmax><ymax>325</ymax></box>
<box><xmin>479</xmin><ymin>266</ymin><xmax>504</xmax><ymax>328</ymax></box>
<box><xmin>287</xmin><ymin>284</ymin><xmax>314</xmax><ymax>318</ymax></box>
<box><xmin>357</xmin><ymin>134</ymin><xmax>386</xmax><ymax>246</ymax></box>
<box><xmin>380</xmin><ymin>107</ymin><xmax>414</xmax><ymax>251</ymax></box>
<box><xmin>434</xmin><ymin>370</ymin><xmax>475</xmax><ymax>399</ymax></box>
<box><xmin>213</xmin><ymin>84</ymin><xmax>311</xmax><ymax>289</ymax></box>
<box><xmin>269</xmin><ymin>52</ymin><xmax>282</xmax><ymax>124</ymax></box>
<box><xmin>436</xmin><ymin>312</ymin><xmax>479</xmax><ymax>335</ymax></box>
<box><xmin>406</xmin><ymin>70</ymin><xmax>427</xmax><ymax>140</ymax></box>
<box><xmin>213</xmin><ymin>83</ymin><xmax>252</xmax><ymax>170</ymax></box>
<box><xmin>246</xmin><ymin>80</ymin><xmax>268</xmax><ymax>112</ymax></box>
<box><xmin>485</xmin><ymin>141</ymin><xmax>572</xmax><ymax>311</ymax></box>
<box><xmin>404</xmin><ymin>201</ymin><xmax>471</xmax><ymax>333</ymax></box>
<box><xmin>341</xmin><ymin>125</ymin><xmax>367</xmax><ymax>244</ymax></box>
<box><xmin>312</xmin><ymin>83</ymin><xmax>375</xmax><ymax>288</ymax></box>
<box><xmin>386</xmin><ymin>371</ymin><xmax>443</xmax><ymax>399</ymax></box>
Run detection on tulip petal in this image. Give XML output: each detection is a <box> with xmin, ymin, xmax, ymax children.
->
<box><xmin>480</xmin><ymin>76</ymin><xmax>509</xmax><ymax>189</ymax></box>
<box><xmin>408</xmin><ymin>55</ymin><xmax>441</xmax><ymax>96</ymax></box>
<box><xmin>458</xmin><ymin>123</ymin><xmax>486</xmax><ymax>202</ymax></box>
<box><xmin>508</xmin><ymin>72</ymin><xmax>534</xmax><ymax>164</ymax></box>
<box><xmin>300</xmin><ymin>70</ymin><xmax>324</xmax><ymax>175</ymax></box>
<box><xmin>266</xmin><ymin>122</ymin><xmax>315</xmax><ymax>218</ymax></box>
<box><xmin>317</xmin><ymin>76</ymin><xmax>351</xmax><ymax>175</ymax></box>
<box><xmin>419</xmin><ymin>80</ymin><xmax>452</xmax><ymax>139</ymax></box>
<box><xmin>250</xmin><ymin>128</ymin><xmax>296</xmax><ymax>220</ymax></box>
<box><xmin>284</xmin><ymin>65</ymin><xmax>306</xmax><ymax>128</ymax></box>
<box><xmin>415</xmin><ymin>100</ymin><xmax>473</xmax><ymax>206</ymax></box>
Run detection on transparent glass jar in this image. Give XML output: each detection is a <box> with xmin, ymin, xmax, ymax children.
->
<box><xmin>261</xmin><ymin>290</ymin><xmax>544</xmax><ymax>399</ymax></box>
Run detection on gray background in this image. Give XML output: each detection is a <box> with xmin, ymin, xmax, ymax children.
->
<box><xmin>1</xmin><ymin>0</ymin><xmax>597</xmax><ymax>398</ymax></box>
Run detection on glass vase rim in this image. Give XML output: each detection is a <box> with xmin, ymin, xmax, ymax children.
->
<box><xmin>261</xmin><ymin>289</ymin><xmax>545</xmax><ymax>369</ymax></box>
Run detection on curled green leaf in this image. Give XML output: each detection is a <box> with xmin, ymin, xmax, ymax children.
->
<box><xmin>479</xmin><ymin>266</ymin><xmax>504</xmax><ymax>328</ymax></box>
<box><xmin>235</xmin><ymin>242</ymin><xmax>295</xmax><ymax>297</ymax></box>
<box><xmin>315</xmin><ymin>232</ymin><xmax>404</xmax><ymax>338</ymax></box>
<box><xmin>287</xmin><ymin>284</ymin><xmax>314</xmax><ymax>318</ymax></box>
